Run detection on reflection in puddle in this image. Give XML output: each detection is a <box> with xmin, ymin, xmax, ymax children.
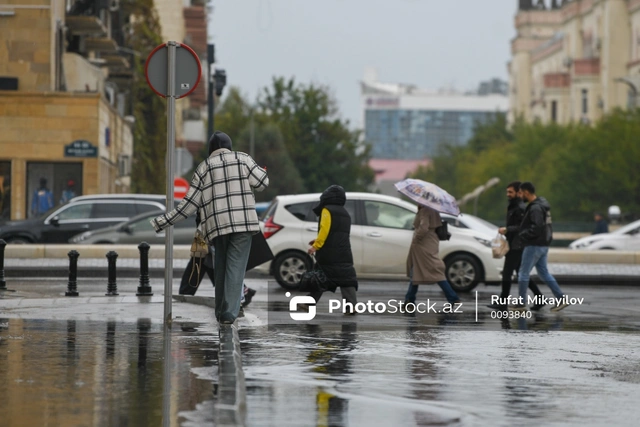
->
<box><xmin>0</xmin><ymin>318</ymin><xmax>217</xmax><ymax>427</ymax></box>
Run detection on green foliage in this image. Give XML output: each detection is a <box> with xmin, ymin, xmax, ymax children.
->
<box><xmin>412</xmin><ymin>109</ymin><xmax>640</xmax><ymax>221</ymax></box>
<box><xmin>258</xmin><ymin>77</ymin><xmax>374</xmax><ymax>192</ymax></box>
<box><xmin>195</xmin><ymin>80</ymin><xmax>374</xmax><ymax>198</ymax></box>
<box><xmin>121</xmin><ymin>0</ymin><xmax>167</xmax><ymax>194</ymax></box>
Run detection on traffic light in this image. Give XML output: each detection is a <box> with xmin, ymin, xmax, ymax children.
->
<box><xmin>214</xmin><ymin>69</ymin><xmax>226</xmax><ymax>97</ymax></box>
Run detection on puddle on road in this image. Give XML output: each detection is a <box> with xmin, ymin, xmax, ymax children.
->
<box><xmin>1</xmin><ymin>316</ymin><xmax>639</xmax><ymax>426</ymax></box>
<box><xmin>239</xmin><ymin>322</ymin><xmax>640</xmax><ymax>427</ymax></box>
<box><xmin>0</xmin><ymin>318</ymin><xmax>218</xmax><ymax>427</ymax></box>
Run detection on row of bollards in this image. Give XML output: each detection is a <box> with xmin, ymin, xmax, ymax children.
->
<box><xmin>62</xmin><ymin>242</ymin><xmax>153</xmax><ymax>297</ymax></box>
<box><xmin>0</xmin><ymin>240</ymin><xmax>154</xmax><ymax>296</ymax></box>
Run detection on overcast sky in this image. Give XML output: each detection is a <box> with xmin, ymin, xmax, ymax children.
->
<box><xmin>209</xmin><ymin>0</ymin><xmax>517</xmax><ymax>129</ymax></box>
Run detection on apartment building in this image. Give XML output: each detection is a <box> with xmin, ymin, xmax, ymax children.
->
<box><xmin>509</xmin><ymin>0</ymin><xmax>640</xmax><ymax>124</ymax></box>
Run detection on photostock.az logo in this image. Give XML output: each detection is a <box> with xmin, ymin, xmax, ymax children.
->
<box><xmin>286</xmin><ymin>292</ymin><xmax>316</xmax><ymax>321</ymax></box>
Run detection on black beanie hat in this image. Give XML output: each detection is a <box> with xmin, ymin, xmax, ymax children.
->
<box><xmin>208</xmin><ymin>131</ymin><xmax>233</xmax><ymax>155</ymax></box>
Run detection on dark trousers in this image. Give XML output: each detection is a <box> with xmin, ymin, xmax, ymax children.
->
<box><xmin>310</xmin><ymin>286</ymin><xmax>357</xmax><ymax>305</ymax></box>
<box><xmin>179</xmin><ymin>257</ymin><xmax>215</xmax><ymax>296</ymax></box>
<box><xmin>500</xmin><ymin>249</ymin><xmax>543</xmax><ymax>299</ymax></box>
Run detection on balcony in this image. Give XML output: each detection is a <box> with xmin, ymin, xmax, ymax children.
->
<box><xmin>574</xmin><ymin>58</ymin><xmax>600</xmax><ymax>76</ymax></box>
<box><xmin>544</xmin><ymin>72</ymin><xmax>570</xmax><ymax>88</ymax></box>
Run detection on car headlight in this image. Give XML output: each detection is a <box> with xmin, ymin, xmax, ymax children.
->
<box><xmin>70</xmin><ymin>231</ymin><xmax>92</xmax><ymax>243</ymax></box>
<box><xmin>571</xmin><ymin>241</ymin><xmax>593</xmax><ymax>249</ymax></box>
<box><xmin>474</xmin><ymin>237</ymin><xmax>492</xmax><ymax>248</ymax></box>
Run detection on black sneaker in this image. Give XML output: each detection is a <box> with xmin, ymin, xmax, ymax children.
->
<box><xmin>219</xmin><ymin>313</ymin><xmax>235</xmax><ymax>324</ymax></box>
<box><xmin>242</xmin><ymin>288</ymin><xmax>257</xmax><ymax>307</ymax></box>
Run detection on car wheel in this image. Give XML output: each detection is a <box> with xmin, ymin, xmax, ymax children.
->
<box><xmin>445</xmin><ymin>253</ymin><xmax>482</xmax><ymax>293</ymax></box>
<box><xmin>5</xmin><ymin>236</ymin><xmax>32</xmax><ymax>244</ymax></box>
<box><xmin>274</xmin><ymin>251</ymin><xmax>311</xmax><ymax>290</ymax></box>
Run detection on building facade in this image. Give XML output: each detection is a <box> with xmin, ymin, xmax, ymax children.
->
<box><xmin>362</xmin><ymin>72</ymin><xmax>509</xmax><ymax>160</ymax></box>
<box><xmin>0</xmin><ymin>0</ymin><xmax>134</xmax><ymax>221</ymax></box>
<box><xmin>509</xmin><ymin>0</ymin><xmax>640</xmax><ymax>125</ymax></box>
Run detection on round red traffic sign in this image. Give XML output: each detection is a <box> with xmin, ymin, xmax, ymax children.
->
<box><xmin>174</xmin><ymin>177</ymin><xmax>190</xmax><ymax>199</ymax></box>
<box><xmin>144</xmin><ymin>42</ymin><xmax>202</xmax><ymax>99</ymax></box>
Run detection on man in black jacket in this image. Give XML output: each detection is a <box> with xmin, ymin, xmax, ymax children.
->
<box><xmin>513</xmin><ymin>182</ymin><xmax>569</xmax><ymax>312</ymax></box>
<box><xmin>488</xmin><ymin>181</ymin><xmax>544</xmax><ymax>310</ymax></box>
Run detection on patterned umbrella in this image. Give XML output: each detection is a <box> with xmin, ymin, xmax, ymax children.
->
<box><xmin>394</xmin><ymin>178</ymin><xmax>460</xmax><ymax>216</ymax></box>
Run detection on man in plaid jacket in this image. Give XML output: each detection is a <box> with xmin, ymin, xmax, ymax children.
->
<box><xmin>151</xmin><ymin>131</ymin><xmax>269</xmax><ymax>324</ymax></box>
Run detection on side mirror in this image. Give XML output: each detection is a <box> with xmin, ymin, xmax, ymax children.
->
<box><xmin>50</xmin><ymin>216</ymin><xmax>60</xmax><ymax>226</ymax></box>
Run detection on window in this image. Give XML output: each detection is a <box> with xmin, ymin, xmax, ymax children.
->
<box><xmin>0</xmin><ymin>161</ymin><xmax>10</xmax><ymax>221</ymax></box>
<box><xmin>304</xmin><ymin>200</ymin><xmax>357</xmax><ymax>223</ymax></box>
<box><xmin>551</xmin><ymin>100</ymin><xmax>558</xmax><ymax>123</ymax></box>
<box><xmin>364</xmin><ymin>201</ymin><xmax>414</xmax><ymax>230</ymax></box>
<box><xmin>136</xmin><ymin>202</ymin><xmax>165</xmax><ymax>215</ymax></box>
<box><xmin>581</xmin><ymin>89</ymin><xmax>588</xmax><ymax>115</ymax></box>
<box><xmin>128</xmin><ymin>217</ymin><xmax>155</xmax><ymax>232</ymax></box>
<box><xmin>442</xmin><ymin>217</ymin><xmax>468</xmax><ymax>229</ymax></box>
<box><xmin>285</xmin><ymin>202</ymin><xmax>315</xmax><ymax>221</ymax></box>
<box><xmin>92</xmin><ymin>203</ymin><xmax>136</xmax><ymax>219</ymax></box>
<box><xmin>56</xmin><ymin>204</ymin><xmax>92</xmax><ymax>220</ymax></box>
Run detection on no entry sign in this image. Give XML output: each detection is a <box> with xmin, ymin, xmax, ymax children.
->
<box><xmin>174</xmin><ymin>177</ymin><xmax>189</xmax><ymax>199</ymax></box>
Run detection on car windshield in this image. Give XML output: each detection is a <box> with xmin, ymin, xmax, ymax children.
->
<box><xmin>612</xmin><ymin>220</ymin><xmax>640</xmax><ymax>235</ymax></box>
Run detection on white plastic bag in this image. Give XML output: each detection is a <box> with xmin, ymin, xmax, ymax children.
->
<box><xmin>491</xmin><ymin>233</ymin><xmax>509</xmax><ymax>259</ymax></box>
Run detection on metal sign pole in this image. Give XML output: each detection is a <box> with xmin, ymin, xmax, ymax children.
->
<box><xmin>164</xmin><ymin>41</ymin><xmax>177</xmax><ymax>324</ymax></box>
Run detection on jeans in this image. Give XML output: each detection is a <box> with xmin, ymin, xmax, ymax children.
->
<box><xmin>500</xmin><ymin>249</ymin><xmax>543</xmax><ymax>299</ymax></box>
<box><xmin>518</xmin><ymin>246</ymin><xmax>564</xmax><ymax>302</ymax></box>
<box><xmin>212</xmin><ymin>232</ymin><xmax>253</xmax><ymax>321</ymax></box>
<box><xmin>404</xmin><ymin>268</ymin><xmax>459</xmax><ymax>304</ymax></box>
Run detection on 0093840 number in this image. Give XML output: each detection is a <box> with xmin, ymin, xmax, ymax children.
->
<box><xmin>491</xmin><ymin>310</ymin><xmax>532</xmax><ymax>319</ymax></box>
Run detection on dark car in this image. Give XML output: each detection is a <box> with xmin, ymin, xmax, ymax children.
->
<box><xmin>0</xmin><ymin>194</ymin><xmax>178</xmax><ymax>244</ymax></box>
<box><xmin>69</xmin><ymin>210</ymin><xmax>196</xmax><ymax>245</ymax></box>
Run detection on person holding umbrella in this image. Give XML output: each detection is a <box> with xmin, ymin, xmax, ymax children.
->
<box><xmin>396</xmin><ymin>179</ymin><xmax>461</xmax><ymax>306</ymax></box>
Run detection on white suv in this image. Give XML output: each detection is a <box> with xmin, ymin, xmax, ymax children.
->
<box><xmin>256</xmin><ymin>192</ymin><xmax>502</xmax><ymax>292</ymax></box>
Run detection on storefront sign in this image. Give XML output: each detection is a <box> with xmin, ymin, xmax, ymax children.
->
<box><xmin>64</xmin><ymin>140</ymin><xmax>98</xmax><ymax>158</ymax></box>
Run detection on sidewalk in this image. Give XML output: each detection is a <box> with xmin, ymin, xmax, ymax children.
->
<box><xmin>3</xmin><ymin>257</ymin><xmax>640</xmax><ymax>285</ymax></box>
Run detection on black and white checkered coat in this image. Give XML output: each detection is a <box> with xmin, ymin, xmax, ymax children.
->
<box><xmin>151</xmin><ymin>148</ymin><xmax>269</xmax><ymax>242</ymax></box>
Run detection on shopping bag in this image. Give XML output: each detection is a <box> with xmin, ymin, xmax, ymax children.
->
<box><xmin>491</xmin><ymin>233</ymin><xmax>509</xmax><ymax>259</ymax></box>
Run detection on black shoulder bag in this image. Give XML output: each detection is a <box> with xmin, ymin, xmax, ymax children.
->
<box><xmin>435</xmin><ymin>220</ymin><xmax>451</xmax><ymax>241</ymax></box>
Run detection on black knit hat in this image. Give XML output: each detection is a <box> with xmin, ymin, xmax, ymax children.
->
<box><xmin>208</xmin><ymin>131</ymin><xmax>233</xmax><ymax>155</ymax></box>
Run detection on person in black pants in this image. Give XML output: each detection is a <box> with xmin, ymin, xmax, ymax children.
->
<box><xmin>488</xmin><ymin>181</ymin><xmax>544</xmax><ymax>310</ymax></box>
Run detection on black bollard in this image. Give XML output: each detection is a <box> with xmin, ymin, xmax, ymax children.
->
<box><xmin>0</xmin><ymin>239</ymin><xmax>6</xmax><ymax>291</ymax></box>
<box><xmin>136</xmin><ymin>242</ymin><xmax>153</xmax><ymax>296</ymax></box>
<box><xmin>65</xmin><ymin>250</ymin><xmax>79</xmax><ymax>296</ymax></box>
<box><xmin>105</xmin><ymin>251</ymin><xmax>119</xmax><ymax>296</ymax></box>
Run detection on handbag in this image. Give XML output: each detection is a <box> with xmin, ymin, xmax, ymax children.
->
<box><xmin>188</xmin><ymin>228</ymin><xmax>209</xmax><ymax>287</ymax></box>
<box><xmin>491</xmin><ymin>233</ymin><xmax>510</xmax><ymax>259</ymax></box>
<box><xmin>435</xmin><ymin>220</ymin><xmax>451</xmax><ymax>241</ymax></box>
<box><xmin>298</xmin><ymin>256</ymin><xmax>328</xmax><ymax>293</ymax></box>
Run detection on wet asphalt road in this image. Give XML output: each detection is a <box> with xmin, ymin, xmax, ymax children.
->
<box><xmin>1</xmin><ymin>278</ymin><xmax>640</xmax><ymax>426</ymax></box>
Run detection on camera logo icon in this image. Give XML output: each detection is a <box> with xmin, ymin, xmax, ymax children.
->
<box><xmin>286</xmin><ymin>293</ymin><xmax>316</xmax><ymax>321</ymax></box>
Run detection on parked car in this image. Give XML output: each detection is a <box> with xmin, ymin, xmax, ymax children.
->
<box><xmin>569</xmin><ymin>219</ymin><xmax>640</xmax><ymax>250</ymax></box>
<box><xmin>0</xmin><ymin>194</ymin><xmax>178</xmax><ymax>244</ymax></box>
<box><xmin>69</xmin><ymin>210</ymin><xmax>196</xmax><ymax>244</ymax></box>
<box><xmin>255</xmin><ymin>192</ymin><xmax>503</xmax><ymax>292</ymax></box>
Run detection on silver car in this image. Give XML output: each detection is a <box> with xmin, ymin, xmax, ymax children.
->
<box><xmin>69</xmin><ymin>211</ymin><xmax>197</xmax><ymax>245</ymax></box>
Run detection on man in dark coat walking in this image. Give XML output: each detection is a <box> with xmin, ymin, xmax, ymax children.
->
<box><xmin>489</xmin><ymin>181</ymin><xmax>544</xmax><ymax>310</ymax></box>
<box><xmin>513</xmin><ymin>182</ymin><xmax>569</xmax><ymax>312</ymax></box>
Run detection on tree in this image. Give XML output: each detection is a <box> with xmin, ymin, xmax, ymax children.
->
<box><xmin>258</xmin><ymin>77</ymin><xmax>374</xmax><ymax>192</ymax></box>
<box><xmin>121</xmin><ymin>0</ymin><xmax>167</xmax><ymax>194</ymax></box>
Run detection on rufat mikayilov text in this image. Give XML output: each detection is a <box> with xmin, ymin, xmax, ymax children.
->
<box><xmin>328</xmin><ymin>299</ymin><xmax>463</xmax><ymax>314</ymax></box>
<box><xmin>490</xmin><ymin>295</ymin><xmax>585</xmax><ymax>306</ymax></box>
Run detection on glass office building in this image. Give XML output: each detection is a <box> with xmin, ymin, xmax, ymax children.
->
<box><xmin>365</xmin><ymin>109</ymin><xmax>502</xmax><ymax>160</ymax></box>
<box><xmin>361</xmin><ymin>74</ymin><xmax>509</xmax><ymax>160</ymax></box>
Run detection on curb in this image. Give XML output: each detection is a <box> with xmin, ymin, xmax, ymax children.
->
<box><xmin>3</xmin><ymin>267</ymin><xmax>265</xmax><ymax>280</ymax></box>
<box><xmin>216</xmin><ymin>323</ymin><xmax>247</xmax><ymax>426</ymax></box>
